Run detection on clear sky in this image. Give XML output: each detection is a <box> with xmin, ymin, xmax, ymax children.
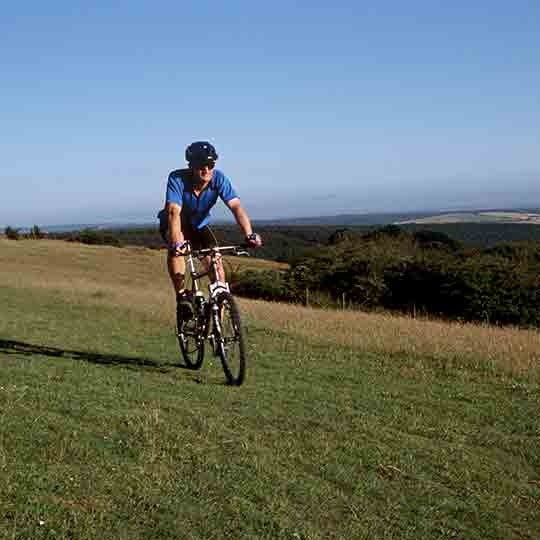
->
<box><xmin>1</xmin><ymin>1</ymin><xmax>539</xmax><ymax>227</ymax></box>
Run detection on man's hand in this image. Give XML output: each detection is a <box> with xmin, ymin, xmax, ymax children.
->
<box><xmin>169</xmin><ymin>240</ymin><xmax>187</xmax><ymax>257</ymax></box>
<box><xmin>245</xmin><ymin>233</ymin><xmax>262</xmax><ymax>248</ymax></box>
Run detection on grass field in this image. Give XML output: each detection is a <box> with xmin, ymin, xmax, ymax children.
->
<box><xmin>1</xmin><ymin>239</ymin><xmax>539</xmax><ymax>539</ymax></box>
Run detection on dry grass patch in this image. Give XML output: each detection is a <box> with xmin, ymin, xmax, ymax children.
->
<box><xmin>0</xmin><ymin>238</ymin><xmax>282</xmax><ymax>321</ymax></box>
<box><xmin>2</xmin><ymin>238</ymin><xmax>539</xmax><ymax>380</ymax></box>
<box><xmin>241</xmin><ymin>300</ymin><xmax>540</xmax><ymax>379</ymax></box>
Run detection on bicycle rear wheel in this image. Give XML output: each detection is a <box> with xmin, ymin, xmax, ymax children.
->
<box><xmin>177</xmin><ymin>315</ymin><xmax>205</xmax><ymax>369</ymax></box>
<box><xmin>214</xmin><ymin>292</ymin><xmax>246</xmax><ymax>385</ymax></box>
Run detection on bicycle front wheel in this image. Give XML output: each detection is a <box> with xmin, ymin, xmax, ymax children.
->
<box><xmin>214</xmin><ymin>292</ymin><xmax>246</xmax><ymax>385</ymax></box>
<box><xmin>177</xmin><ymin>316</ymin><xmax>205</xmax><ymax>370</ymax></box>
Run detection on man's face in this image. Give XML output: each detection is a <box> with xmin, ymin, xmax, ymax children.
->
<box><xmin>191</xmin><ymin>161</ymin><xmax>215</xmax><ymax>184</ymax></box>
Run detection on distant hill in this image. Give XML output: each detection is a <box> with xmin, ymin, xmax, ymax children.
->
<box><xmin>12</xmin><ymin>206</ymin><xmax>540</xmax><ymax>233</ymax></box>
<box><xmin>255</xmin><ymin>212</ymin><xmax>435</xmax><ymax>226</ymax></box>
<box><xmin>396</xmin><ymin>210</ymin><xmax>540</xmax><ymax>225</ymax></box>
<box><xmin>255</xmin><ymin>208</ymin><xmax>540</xmax><ymax>226</ymax></box>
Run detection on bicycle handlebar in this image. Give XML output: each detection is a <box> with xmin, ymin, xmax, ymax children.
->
<box><xmin>190</xmin><ymin>244</ymin><xmax>251</xmax><ymax>258</ymax></box>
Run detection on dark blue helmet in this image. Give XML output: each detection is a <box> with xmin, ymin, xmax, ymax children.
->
<box><xmin>185</xmin><ymin>141</ymin><xmax>218</xmax><ymax>165</ymax></box>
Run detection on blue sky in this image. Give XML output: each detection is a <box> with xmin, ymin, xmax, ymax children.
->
<box><xmin>1</xmin><ymin>1</ymin><xmax>539</xmax><ymax>227</ymax></box>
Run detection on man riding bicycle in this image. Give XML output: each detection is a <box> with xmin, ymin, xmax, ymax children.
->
<box><xmin>158</xmin><ymin>141</ymin><xmax>262</xmax><ymax>320</ymax></box>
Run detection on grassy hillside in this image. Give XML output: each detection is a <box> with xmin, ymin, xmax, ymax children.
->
<box><xmin>1</xmin><ymin>239</ymin><xmax>539</xmax><ymax>539</ymax></box>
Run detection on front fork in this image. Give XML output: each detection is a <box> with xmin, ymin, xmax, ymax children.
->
<box><xmin>209</xmin><ymin>302</ymin><xmax>223</xmax><ymax>355</ymax></box>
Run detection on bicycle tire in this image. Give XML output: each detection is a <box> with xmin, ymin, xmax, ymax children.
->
<box><xmin>214</xmin><ymin>292</ymin><xmax>246</xmax><ymax>385</ymax></box>
<box><xmin>177</xmin><ymin>314</ymin><xmax>205</xmax><ymax>369</ymax></box>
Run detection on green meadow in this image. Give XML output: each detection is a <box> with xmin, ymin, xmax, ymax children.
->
<box><xmin>1</xmin><ymin>239</ymin><xmax>539</xmax><ymax>539</ymax></box>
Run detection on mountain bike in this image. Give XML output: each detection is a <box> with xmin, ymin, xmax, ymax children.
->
<box><xmin>176</xmin><ymin>242</ymin><xmax>248</xmax><ymax>385</ymax></box>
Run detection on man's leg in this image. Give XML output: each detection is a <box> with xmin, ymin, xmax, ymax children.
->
<box><xmin>163</xmin><ymin>219</ymin><xmax>193</xmax><ymax>322</ymax></box>
<box><xmin>200</xmin><ymin>254</ymin><xmax>225</xmax><ymax>282</ymax></box>
<box><xmin>161</xmin><ymin>209</ymin><xmax>187</xmax><ymax>294</ymax></box>
<box><xmin>168</xmin><ymin>254</ymin><xmax>196</xmax><ymax>323</ymax></box>
<box><xmin>167</xmin><ymin>252</ymin><xmax>186</xmax><ymax>293</ymax></box>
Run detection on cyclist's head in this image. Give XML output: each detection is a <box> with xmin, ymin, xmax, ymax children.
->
<box><xmin>185</xmin><ymin>141</ymin><xmax>218</xmax><ymax>169</ymax></box>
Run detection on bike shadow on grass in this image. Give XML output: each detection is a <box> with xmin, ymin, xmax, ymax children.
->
<box><xmin>0</xmin><ymin>338</ymin><xmax>197</xmax><ymax>374</ymax></box>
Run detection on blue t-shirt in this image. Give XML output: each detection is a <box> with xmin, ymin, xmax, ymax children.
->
<box><xmin>160</xmin><ymin>168</ymin><xmax>238</xmax><ymax>229</ymax></box>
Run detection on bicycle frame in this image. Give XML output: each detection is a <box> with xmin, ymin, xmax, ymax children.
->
<box><xmin>184</xmin><ymin>243</ymin><xmax>241</xmax><ymax>299</ymax></box>
<box><xmin>183</xmin><ymin>242</ymin><xmax>247</xmax><ymax>335</ymax></box>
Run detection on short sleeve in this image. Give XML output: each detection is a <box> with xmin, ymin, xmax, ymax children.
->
<box><xmin>216</xmin><ymin>172</ymin><xmax>238</xmax><ymax>202</ymax></box>
<box><xmin>165</xmin><ymin>173</ymin><xmax>184</xmax><ymax>206</ymax></box>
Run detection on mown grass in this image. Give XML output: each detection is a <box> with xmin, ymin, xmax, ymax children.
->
<box><xmin>1</xmin><ymin>239</ymin><xmax>539</xmax><ymax>539</ymax></box>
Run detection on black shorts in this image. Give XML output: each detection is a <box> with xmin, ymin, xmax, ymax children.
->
<box><xmin>159</xmin><ymin>212</ymin><xmax>218</xmax><ymax>250</ymax></box>
<box><xmin>182</xmin><ymin>223</ymin><xmax>218</xmax><ymax>250</ymax></box>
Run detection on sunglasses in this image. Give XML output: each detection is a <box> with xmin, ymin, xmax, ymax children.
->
<box><xmin>192</xmin><ymin>161</ymin><xmax>215</xmax><ymax>170</ymax></box>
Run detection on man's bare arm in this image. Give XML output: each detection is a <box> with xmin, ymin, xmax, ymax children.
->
<box><xmin>166</xmin><ymin>202</ymin><xmax>186</xmax><ymax>292</ymax></box>
<box><xmin>226</xmin><ymin>198</ymin><xmax>253</xmax><ymax>237</ymax></box>
<box><xmin>167</xmin><ymin>202</ymin><xmax>184</xmax><ymax>247</ymax></box>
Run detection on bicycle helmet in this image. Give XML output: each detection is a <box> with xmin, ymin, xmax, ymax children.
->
<box><xmin>185</xmin><ymin>141</ymin><xmax>218</xmax><ymax>165</ymax></box>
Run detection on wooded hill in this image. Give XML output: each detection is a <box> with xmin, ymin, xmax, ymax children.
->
<box><xmin>45</xmin><ymin>221</ymin><xmax>540</xmax><ymax>258</ymax></box>
<box><xmin>232</xmin><ymin>226</ymin><xmax>540</xmax><ymax>328</ymax></box>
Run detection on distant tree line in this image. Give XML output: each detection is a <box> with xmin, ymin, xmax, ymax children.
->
<box><xmin>3</xmin><ymin>225</ymin><xmax>45</xmax><ymax>240</ymax></box>
<box><xmin>47</xmin><ymin>224</ymin><xmax>332</xmax><ymax>261</ymax></box>
<box><xmin>44</xmin><ymin>221</ymin><xmax>540</xmax><ymax>256</ymax></box>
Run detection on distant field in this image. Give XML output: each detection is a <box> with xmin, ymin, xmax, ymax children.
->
<box><xmin>397</xmin><ymin>211</ymin><xmax>540</xmax><ymax>225</ymax></box>
<box><xmin>1</xmin><ymin>239</ymin><xmax>539</xmax><ymax>539</ymax></box>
